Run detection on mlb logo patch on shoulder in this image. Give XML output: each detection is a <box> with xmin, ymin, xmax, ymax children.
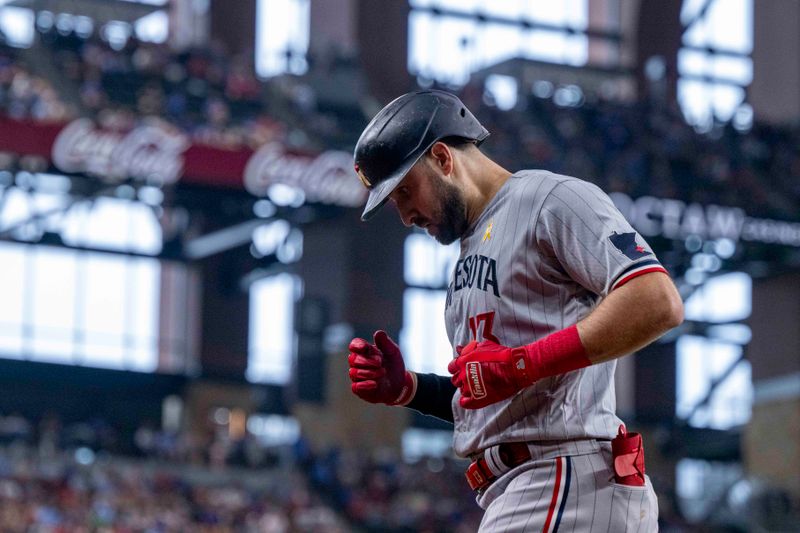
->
<box><xmin>609</xmin><ymin>231</ymin><xmax>652</xmax><ymax>260</ymax></box>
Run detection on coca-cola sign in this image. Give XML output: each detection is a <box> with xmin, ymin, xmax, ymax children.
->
<box><xmin>52</xmin><ymin>118</ymin><xmax>189</xmax><ymax>185</ymax></box>
<box><xmin>244</xmin><ymin>143</ymin><xmax>366</xmax><ymax>207</ymax></box>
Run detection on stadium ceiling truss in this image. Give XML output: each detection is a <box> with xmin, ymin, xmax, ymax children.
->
<box><xmin>679</xmin><ymin>0</ymin><xmax>752</xmax><ymax>88</ymax></box>
<box><xmin>7</xmin><ymin>0</ymin><xmax>162</xmax><ymax>25</ymax></box>
<box><xmin>0</xmin><ymin>169</ymin><xmax>338</xmax><ymax>270</ymax></box>
<box><xmin>409</xmin><ymin>3</ymin><xmax>623</xmax><ymax>45</ymax></box>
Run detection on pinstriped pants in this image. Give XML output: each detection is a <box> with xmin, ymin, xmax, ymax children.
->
<box><xmin>477</xmin><ymin>444</ymin><xmax>659</xmax><ymax>532</ymax></box>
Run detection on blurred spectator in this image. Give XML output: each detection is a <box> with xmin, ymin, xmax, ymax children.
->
<box><xmin>0</xmin><ymin>50</ymin><xmax>73</xmax><ymax>123</ymax></box>
<box><xmin>0</xmin><ymin>416</ymin><xmax>347</xmax><ymax>532</ymax></box>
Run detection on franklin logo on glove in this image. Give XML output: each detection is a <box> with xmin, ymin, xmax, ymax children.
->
<box><xmin>467</xmin><ymin>362</ymin><xmax>487</xmax><ymax>399</ymax></box>
<box><xmin>448</xmin><ymin>326</ymin><xmax>591</xmax><ymax>409</ymax></box>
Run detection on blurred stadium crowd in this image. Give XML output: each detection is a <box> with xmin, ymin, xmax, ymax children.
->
<box><xmin>0</xmin><ymin>413</ymin><xmax>482</xmax><ymax>532</ymax></box>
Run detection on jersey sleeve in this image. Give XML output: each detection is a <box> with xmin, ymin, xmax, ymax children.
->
<box><xmin>534</xmin><ymin>179</ymin><xmax>667</xmax><ymax>296</ymax></box>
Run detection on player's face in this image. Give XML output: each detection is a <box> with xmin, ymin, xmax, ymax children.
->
<box><xmin>389</xmin><ymin>161</ymin><xmax>468</xmax><ymax>245</ymax></box>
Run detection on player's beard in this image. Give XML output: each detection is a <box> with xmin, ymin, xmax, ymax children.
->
<box><xmin>431</xmin><ymin>174</ymin><xmax>468</xmax><ymax>245</ymax></box>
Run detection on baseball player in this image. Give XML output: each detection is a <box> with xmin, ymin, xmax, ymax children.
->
<box><xmin>347</xmin><ymin>90</ymin><xmax>683</xmax><ymax>532</ymax></box>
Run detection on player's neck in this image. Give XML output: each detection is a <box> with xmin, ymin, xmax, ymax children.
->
<box><xmin>464</xmin><ymin>156</ymin><xmax>512</xmax><ymax>225</ymax></box>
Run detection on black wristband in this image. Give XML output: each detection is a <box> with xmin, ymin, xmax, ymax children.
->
<box><xmin>405</xmin><ymin>372</ymin><xmax>456</xmax><ymax>423</ymax></box>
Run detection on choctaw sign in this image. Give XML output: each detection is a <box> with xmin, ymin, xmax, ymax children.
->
<box><xmin>610</xmin><ymin>193</ymin><xmax>800</xmax><ymax>249</ymax></box>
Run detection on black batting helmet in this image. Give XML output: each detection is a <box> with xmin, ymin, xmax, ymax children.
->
<box><xmin>354</xmin><ymin>90</ymin><xmax>489</xmax><ymax>221</ymax></box>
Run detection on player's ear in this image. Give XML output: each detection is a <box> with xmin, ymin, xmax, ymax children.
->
<box><xmin>429</xmin><ymin>141</ymin><xmax>454</xmax><ymax>176</ymax></box>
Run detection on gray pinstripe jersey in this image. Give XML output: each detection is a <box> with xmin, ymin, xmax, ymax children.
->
<box><xmin>445</xmin><ymin>170</ymin><xmax>664</xmax><ymax>459</ymax></box>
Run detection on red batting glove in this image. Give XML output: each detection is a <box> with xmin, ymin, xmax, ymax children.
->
<box><xmin>348</xmin><ymin>330</ymin><xmax>416</xmax><ymax>405</ymax></box>
<box><xmin>447</xmin><ymin>340</ymin><xmax>533</xmax><ymax>409</ymax></box>
<box><xmin>448</xmin><ymin>325</ymin><xmax>590</xmax><ymax>409</ymax></box>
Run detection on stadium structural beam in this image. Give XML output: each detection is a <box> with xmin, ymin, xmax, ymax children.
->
<box><xmin>685</xmin><ymin>351</ymin><xmax>747</xmax><ymax>423</ymax></box>
<box><xmin>183</xmin><ymin>218</ymin><xmax>265</xmax><ymax>261</ymax></box>
<box><xmin>408</xmin><ymin>4</ymin><xmax>622</xmax><ymax>43</ymax></box>
<box><xmin>0</xmin><ymin>235</ymin><xmax>172</xmax><ymax>260</ymax></box>
<box><xmin>681</xmin><ymin>0</ymin><xmax>715</xmax><ymax>32</ymax></box>
<box><xmin>8</xmin><ymin>0</ymin><xmax>160</xmax><ymax>24</ymax></box>
<box><xmin>0</xmin><ymin>183</ymin><xmax>118</xmax><ymax>240</ymax></box>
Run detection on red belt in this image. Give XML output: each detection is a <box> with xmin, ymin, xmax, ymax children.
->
<box><xmin>465</xmin><ymin>442</ymin><xmax>532</xmax><ymax>491</ymax></box>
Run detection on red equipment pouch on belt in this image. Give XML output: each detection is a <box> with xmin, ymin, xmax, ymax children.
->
<box><xmin>611</xmin><ymin>424</ymin><xmax>646</xmax><ymax>486</ymax></box>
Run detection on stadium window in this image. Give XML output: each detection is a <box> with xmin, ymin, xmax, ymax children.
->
<box><xmin>29</xmin><ymin>1</ymin><xmax>170</xmax><ymax>49</ymax></box>
<box><xmin>402</xmin><ymin>428</ymin><xmax>454</xmax><ymax>461</ymax></box>
<box><xmin>676</xmin><ymin>272</ymin><xmax>753</xmax><ymax>430</ymax></box>
<box><xmin>402</xmin><ymin>289</ymin><xmax>452</xmax><ymax>374</ymax></box>
<box><xmin>676</xmin><ymin>336</ymin><xmax>752</xmax><ymax>429</ymax></box>
<box><xmin>60</xmin><ymin>197</ymin><xmax>162</xmax><ymax>255</ymax></box>
<box><xmin>0</xmin><ymin>191</ymin><xmax>162</xmax><ymax>372</ymax></box>
<box><xmin>102</xmin><ymin>21</ymin><xmax>133</xmax><ymax>50</ymax></box>
<box><xmin>256</xmin><ymin>0</ymin><xmax>310</xmax><ymax>78</ymax></box>
<box><xmin>247</xmin><ymin>273</ymin><xmax>301</xmax><ymax>384</ymax></box>
<box><xmin>401</xmin><ymin>233</ymin><xmax>458</xmax><ymax>375</ymax></box>
<box><xmin>119</xmin><ymin>0</ymin><xmax>169</xmax><ymax>43</ymax></box>
<box><xmin>673</xmin><ymin>271</ymin><xmax>753</xmax><ymax>521</ymax></box>
<box><xmin>675</xmin><ymin>458</ymin><xmax>744</xmax><ymax>522</ymax></box>
<box><xmin>0</xmin><ymin>4</ymin><xmax>35</xmax><ymax>48</ymax></box>
<box><xmin>81</xmin><ymin>253</ymin><xmax>160</xmax><ymax>371</ymax></box>
<box><xmin>134</xmin><ymin>9</ymin><xmax>169</xmax><ymax>43</ymax></box>
<box><xmin>247</xmin><ymin>413</ymin><xmax>301</xmax><ymax>447</ymax></box>
<box><xmin>403</xmin><ymin>233</ymin><xmax>459</xmax><ymax>288</ymax></box>
<box><xmin>407</xmin><ymin>0</ymin><xmax>588</xmax><ymax>86</ymax></box>
<box><xmin>484</xmin><ymin>74</ymin><xmax>519</xmax><ymax>110</ymax></box>
<box><xmin>678</xmin><ymin>0</ymin><xmax>753</xmax><ymax>130</ymax></box>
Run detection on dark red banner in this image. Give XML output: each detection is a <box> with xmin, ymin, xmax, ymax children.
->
<box><xmin>0</xmin><ymin>116</ymin><xmax>366</xmax><ymax>208</ymax></box>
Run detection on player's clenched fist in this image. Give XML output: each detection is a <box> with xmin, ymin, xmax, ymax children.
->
<box><xmin>348</xmin><ymin>330</ymin><xmax>416</xmax><ymax>405</ymax></box>
<box><xmin>448</xmin><ymin>326</ymin><xmax>591</xmax><ymax>409</ymax></box>
<box><xmin>448</xmin><ymin>340</ymin><xmax>535</xmax><ymax>409</ymax></box>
